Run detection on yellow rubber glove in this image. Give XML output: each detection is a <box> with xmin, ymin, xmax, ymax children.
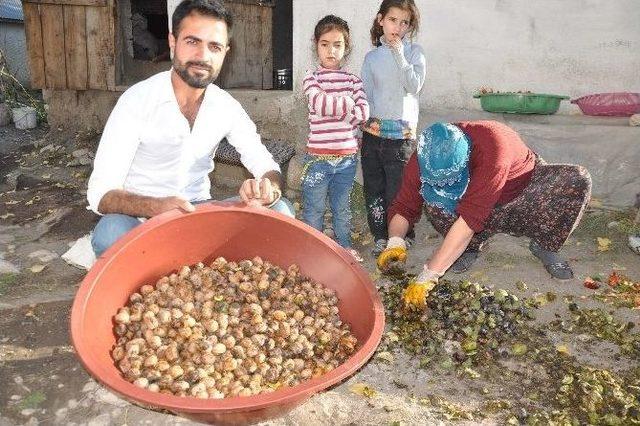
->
<box><xmin>402</xmin><ymin>267</ymin><xmax>442</xmax><ymax>309</ymax></box>
<box><xmin>376</xmin><ymin>236</ymin><xmax>407</xmax><ymax>271</ymax></box>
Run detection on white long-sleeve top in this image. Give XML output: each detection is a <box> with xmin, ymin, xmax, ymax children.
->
<box><xmin>302</xmin><ymin>67</ymin><xmax>369</xmax><ymax>155</ymax></box>
<box><xmin>361</xmin><ymin>37</ymin><xmax>426</xmax><ymax>138</ymax></box>
<box><xmin>87</xmin><ymin>71</ymin><xmax>279</xmax><ymax>214</ymax></box>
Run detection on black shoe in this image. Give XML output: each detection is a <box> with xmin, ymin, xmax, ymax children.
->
<box><xmin>450</xmin><ymin>250</ymin><xmax>479</xmax><ymax>273</ymax></box>
<box><xmin>529</xmin><ymin>241</ymin><xmax>574</xmax><ymax>280</ymax></box>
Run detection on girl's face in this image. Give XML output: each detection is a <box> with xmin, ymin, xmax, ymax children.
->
<box><xmin>377</xmin><ymin>6</ymin><xmax>412</xmax><ymax>42</ymax></box>
<box><xmin>316</xmin><ymin>29</ymin><xmax>347</xmax><ymax>70</ymax></box>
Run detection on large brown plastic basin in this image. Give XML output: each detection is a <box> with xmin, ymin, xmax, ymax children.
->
<box><xmin>70</xmin><ymin>203</ymin><xmax>384</xmax><ymax>425</ymax></box>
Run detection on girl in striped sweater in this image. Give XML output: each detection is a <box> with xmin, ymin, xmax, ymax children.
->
<box><xmin>301</xmin><ymin>15</ymin><xmax>370</xmax><ymax>262</ymax></box>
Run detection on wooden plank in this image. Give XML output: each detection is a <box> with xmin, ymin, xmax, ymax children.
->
<box><xmin>245</xmin><ymin>5</ymin><xmax>263</xmax><ymax>87</ymax></box>
<box><xmin>22</xmin><ymin>3</ymin><xmax>46</xmax><ymax>88</ymax></box>
<box><xmin>86</xmin><ymin>0</ymin><xmax>115</xmax><ymax>90</ymax></box>
<box><xmin>63</xmin><ymin>5</ymin><xmax>88</xmax><ymax>89</ymax></box>
<box><xmin>40</xmin><ymin>3</ymin><xmax>67</xmax><ymax>89</ymax></box>
<box><xmin>24</xmin><ymin>0</ymin><xmax>106</xmax><ymax>7</ymax></box>
<box><xmin>260</xmin><ymin>6</ymin><xmax>273</xmax><ymax>89</ymax></box>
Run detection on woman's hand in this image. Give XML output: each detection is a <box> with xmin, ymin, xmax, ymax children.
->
<box><xmin>376</xmin><ymin>236</ymin><xmax>407</xmax><ymax>272</ymax></box>
<box><xmin>402</xmin><ymin>267</ymin><xmax>442</xmax><ymax>309</ymax></box>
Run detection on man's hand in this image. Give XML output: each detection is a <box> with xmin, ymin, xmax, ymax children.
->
<box><xmin>239</xmin><ymin>177</ymin><xmax>281</xmax><ymax>208</ymax></box>
<box><xmin>402</xmin><ymin>267</ymin><xmax>442</xmax><ymax>309</ymax></box>
<box><xmin>376</xmin><ymin>236</ymin><xmax>408</xmax><ymax>272</ymax></box>
<box><xmin>153</xmin><ymin>196</ymin><xmax>195</xmax><ymax>216</ymax></box>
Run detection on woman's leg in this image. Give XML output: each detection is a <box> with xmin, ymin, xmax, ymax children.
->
<box><xmin>328</xmin><ymin>156</ymin><xmax>357</xmax><ymax>248</ymax></box>
<box><xmin>480</xmin><ymin>162</ymin><xmax>591</xmax><ymax>279</ymax></box>
<box><xmin>484</xmin><ymin>163</ymin><xmax>592</xmax><ymax>252</ymax></box>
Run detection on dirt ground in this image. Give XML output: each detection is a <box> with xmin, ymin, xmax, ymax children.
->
<box><xmin>1</xmin><ymin>125</ymin><xmax>639</xmax><ymax>426</ymax></box>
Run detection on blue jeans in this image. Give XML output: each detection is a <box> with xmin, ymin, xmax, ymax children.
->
<box><xmin>301</xmin><ymin>154</ymin><xmax>357</xmax><ymax>248</ymax></box>
<box><xmin>91</xmin><ymin>197</ymin><xmax>295</xmax><ymax>257</ymax></box>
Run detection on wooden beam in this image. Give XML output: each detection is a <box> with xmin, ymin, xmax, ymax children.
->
<box><xmin>24</xmin><ymin>0</ymin><xmax>107</xmax><ymax>7</ymax></box>
<box><xmin>40</xmin><ymin>3</ymin><xmax>67</xmax><ymax>89</ymax></box>
<box><xmin>22</xmin><ymin>3</ymin><xmax>46</xmax><ymax>88</ymax></box>
<box><xmin>86</xmin><ymin>0</ymin><xmax>115</xmax><ymax>90</ymax></box>
<box><xmin>260</xmin><ymin>6</ymin><xmax>273</xmax><ymax>89</ymax></box>
<box><xmin>63</xmin><ymin>5</ymin><xmax>88</xmax><ymax>89</ymax></box>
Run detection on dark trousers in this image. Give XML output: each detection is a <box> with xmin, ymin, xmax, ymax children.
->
<box><xmin>425</xmin><ymin>159</ymin><xmax>592</xmax><ymax>252</ymax></box>
<box><xmin>361</xmin><ymin>132</ymin><xmax>415</xmax><ymax>241</ymax></box>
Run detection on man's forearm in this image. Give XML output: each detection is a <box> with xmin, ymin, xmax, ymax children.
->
<box><xmin>97</xmin><ymin>190</ymin><xmax>162</xmax><ymax>218</ymax></box>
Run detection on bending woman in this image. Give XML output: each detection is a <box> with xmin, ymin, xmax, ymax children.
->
<box><xmin>377</xmin><ymin>121</ymin><xmax>591</xmax><ymax>307</ymax></box>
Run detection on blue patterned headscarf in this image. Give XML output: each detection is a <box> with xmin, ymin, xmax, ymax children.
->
<box><xmin>417</xmin><ymin>122</ymin><xmax>472</xmax><ymax>215</ymax></box>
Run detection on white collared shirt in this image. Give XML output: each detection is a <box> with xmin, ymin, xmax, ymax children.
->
<box><xmin>87</xmin><ymin>71</ymin><xmax>280</xmax><ymax>214</ymax></box>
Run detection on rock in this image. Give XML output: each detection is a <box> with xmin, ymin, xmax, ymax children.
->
<box><xmin>0</xmin><ymin>259</ymin><xmax>19</xmax><ymax>274</ymax></box>
<box><xmin>285</xmin><ymin>153</ymin><xmax>304</xmax><ymax>196</ymax></box>
<box><xmin>87</xmin><ymin>414</ymin><xmax>111</xmax><ymax>426</ymax></box>
<box><xmin>0</xmin><ymin>103</ymin><xmax>11</xmax><ymax>126</ymax></box>
<box><xmin>628</xmin><ymin>235</ymin><xmax>640</xmax><ymax>255</ymax></box>
<box><xmin>72</xmin><ymin>148</ymin><xmax>90</xmax><ymax>158</ymax></box>
<box><xmin>10</xmin><ymin>394</ymin><xmax>21</xmax><ymax>400</ymax></box>
<box><xmin>630</xmin><ymin>113</ymin><xmax>640</xmax><ymax>127</ymax></box>
<box><xmin>55</xmin><ymin>407</ymin><xmax>68</xmax><ymax>418</ymax></box>
<box><xmin>20</xmin><ymin>408</ymin><xmax>36</xmax><ymax>416</ymax></box>
<box><xmin>28</xmin><ymin>249</ymin><xmax>59</xmax><ymax>263</ymax></box>
<box><xmin>67</xmin><ymin>399</ymin><xmax>78</xmax><ymax>409</ymax></box>
<box><xmin>67</xmin><ymin>149</ymin><xmax>94</xmax><ymax>166</ymax></box>
<box><xmin>29</xmin><ymin>264</ymin><xmax>46</xmax><ymax>274</ymax></box>
<box><xmin>16</xmin><ymin>173</ymin><xmax>46</xmax><ymax>191</ymax></box>
<box><xmin>39</xmin><ymin>144</ymin><xmax>56</xmax><ymax>154</ymax></box>
<box><xmin>31</xmin><ymin>207</ymin><xmax>74</xmax><ymax>240</ymax></box>
<box><xmin>82</xmin><ymin>381</ymin><xmax>98</xmax><ymax>393</ymax></box>
<box><xmin>0</xmin><ymin>232</ymin><xmax>15</xmax><ymax>244</ymax></box>
<box><xmin>93</xmin><ymin>388</ymin><xmax>128</xmax><ymax>407</ymax></box>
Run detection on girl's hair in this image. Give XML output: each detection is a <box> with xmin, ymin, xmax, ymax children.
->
<box><xmin>370</xmin><ymin>0</ymin><xmax>420</xmax><ymax>46</ymax></box>
<box><xmin>314</xmin><ymin>15</ymin><xmax>352</xmax><ymax>57</ymax></box>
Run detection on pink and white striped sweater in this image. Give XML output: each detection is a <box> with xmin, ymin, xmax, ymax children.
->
<box><xmin>302</xmin><ymin>67</ymin><xmax>370</xmax><ymax>155</ymax></box>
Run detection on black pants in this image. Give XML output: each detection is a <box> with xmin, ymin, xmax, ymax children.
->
<box><xmin>425</xmin><ymin>159</ymin><xmax>592</xmax><ymax>252</ymax></box>
<box><xmin>361</xmin><ymin>132</ymin><xmax>415</xmax><ymax>241</ymax></box>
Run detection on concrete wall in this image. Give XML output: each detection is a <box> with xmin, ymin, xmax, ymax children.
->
<box><xmin>0</xmin><ymin>22</ymin><xmax>30</xmax><ymax>87</ymax></box>
<box><xmin>292</xmin><ymin>0</ymin><xmax>640</xmax><ymax>113</ymax></box>
<box><xmin>44</xmin><ymin>0</ymin><xmax>640</xmax><ymax>206</ymax></box>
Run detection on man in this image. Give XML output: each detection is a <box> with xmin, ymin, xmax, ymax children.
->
<box><xmin>87</xmin><ymin>0</ymin><xmax>293</xmax><ymax>257</ymax></box>
<box><xmin>376</xmin><ymin>121</ymin><xmax>591</xmax><ymax>308</ymax></box>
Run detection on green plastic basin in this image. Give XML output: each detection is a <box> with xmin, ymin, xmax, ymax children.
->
<box><xmin>473</xmin><ymin>92</ymin><xmax>570</xmax><ymax>114</ymax></box>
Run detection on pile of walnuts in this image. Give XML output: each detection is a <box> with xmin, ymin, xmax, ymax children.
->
<box><xmin>111</xmin><ymin>256</ymin><xmax>358</xmax><ymax>398</ymax></box>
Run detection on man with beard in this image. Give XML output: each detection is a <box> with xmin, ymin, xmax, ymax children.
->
<box><xmin>87</xmin><ymin>0</ymin><xmax>294</xmax><ymax>256</ymax></box>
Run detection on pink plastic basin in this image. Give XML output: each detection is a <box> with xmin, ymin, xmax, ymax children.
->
<box><xmin>70</xmin><ymin>203</ymin><xmax>384</xmax><ymax>425</ymax></box>
<box><xmin>571</xmin><ymin>92</ymin><xmax>640</xmax><ymax>116</ymax></box>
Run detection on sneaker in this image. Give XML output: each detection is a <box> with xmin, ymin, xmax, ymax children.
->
<box><xmin>347</xmin><ymin>248</ymin><xmax>364</xmax><ymax>263</ymax></box>
<box><xmin>529</xmin><ymin>241</ymin><xmax>574</xmax><ymax>280</ymax></box>
<box><xmin>449</xmin><ymin>250</ymin><xmax>479</xmax><ymax>273</ymax></box>
<box><xmin>372</xmin><ymin>239</ymin><xmax>387</xmax><ymax>257</ymax></box>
